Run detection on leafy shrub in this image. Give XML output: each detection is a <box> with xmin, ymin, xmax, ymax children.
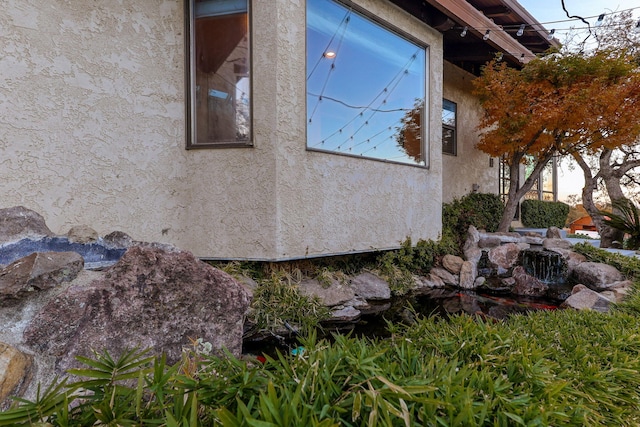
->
<box><xmin>251</xmin><ymin>272</ymin><xmax>331</xmax><ymax>331</ymax></box>
<box><xmin>374</xmin><ymin>238</ymin><xmax>453</xmax><ymax>295</ymax></box>
<box><xmin>443</xmin><ymin>193</ymin><xmax>504</xmax><ymax>249</ymax></box>
<box><xmin>520</xmin><ymin>199</ymin><xmax>569</xmax><ymax>228</ymax></box>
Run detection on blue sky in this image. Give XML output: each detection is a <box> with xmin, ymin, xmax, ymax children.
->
<box><xmin>519</xmin><ymin>0</ymin><xmax>640</xmax><ymax>43</ymax></box>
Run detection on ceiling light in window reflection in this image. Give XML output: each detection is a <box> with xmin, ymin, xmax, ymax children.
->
<box><xmin>324</xmin><ymin>51</ymin><xmax>336</xmax><ymax>58</ymax></box>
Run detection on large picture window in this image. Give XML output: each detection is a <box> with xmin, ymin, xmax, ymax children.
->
<box><xmin>306</xmin><ymin>0</ymin><xmax>427</xmax><ymax>165</ymax></box>
<box><xmin>186</xmin><ymin>0</ymin><xmax>251</xmax><ymax>148</ymax></box>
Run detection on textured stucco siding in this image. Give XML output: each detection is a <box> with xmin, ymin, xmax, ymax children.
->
<box><xmin>272</xmin><ymin>0</ymin><xmax>443</xmax><ymax>259</ymax></box>
<box><xmin>1</xmin><ymin>0</ymin><xmax>443</xmax><ymax>260</ymax></box>
<box><xmin>442</xmin><ymin>61</ymin><xmax>497</xmax><ymax>203</ymax></box>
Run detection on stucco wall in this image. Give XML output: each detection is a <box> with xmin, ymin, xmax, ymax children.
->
<box><xmin>272</xmin><ymin>0</ymin><xmax>443</xmax><ymax>259</ymax></box>
<box><xmin>442</xmin><ymin>61</ymin><xmax>498</xmax><ymax>203</ymax></box>
<box><xmin>0</xmin><ymin>0</ymin><xmax>443</xmax><ymax>260</ymax></box>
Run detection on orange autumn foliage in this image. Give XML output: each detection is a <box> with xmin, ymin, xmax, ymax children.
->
<box><xmin>473</xmin><ymin>49</ymin><xmax>640</xmax><ymax>231</ymax></box>
<box><xmin>474</xmin><ymin>51</ymin><xmax>640</xmax><ymax>162</ymax></box>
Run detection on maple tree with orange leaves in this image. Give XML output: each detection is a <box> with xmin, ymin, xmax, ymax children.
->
<box><xmin>473</xmin><ymin>44</ymin><xmax>640</xmax><ymax>232</ymax></box>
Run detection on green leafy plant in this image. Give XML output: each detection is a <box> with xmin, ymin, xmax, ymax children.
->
<box><xmin>250</xmin><ymin>272</ymin><xmax>331</xmax><ymax>332</ymax></box>
<box><xmin>374</xmin><ymin>238</ymin><xmax>452</xmax><ymax>295</ymax></box>
<box><xmin>443</xmin><ymin>193</ymin><xmax>504</xmax><ymax>250</ymax></box>
<box><xmin>600</xmin><ymin>199</ymin><xmax>640</xmax><ymax>249</ymax></box>
<box><xmin>520</xmin><ymin>199</ymin><xmax>570</xmax><ymax>228</ymax></box>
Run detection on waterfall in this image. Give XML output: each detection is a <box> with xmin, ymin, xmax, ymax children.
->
<box><xmin>520</xmin><ymin>249</ymin><xmax>568</xmax><ymax>284</ymax></box>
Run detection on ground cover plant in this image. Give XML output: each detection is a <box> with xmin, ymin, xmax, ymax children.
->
<box><xmin>4</xmin><ymin>244</ymin><xmax>640</xmax><ymax>425</ymax></box>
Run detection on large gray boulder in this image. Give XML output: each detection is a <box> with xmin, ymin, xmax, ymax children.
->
<box><xmin>561</xmin><ymin>285</ymin><xmax>612</xmax><ymax>312</ymax></box>
<box><xmin>24</xmin><ymin>246</ymin><xmax>251</xmax><ymax>371</ymax></box>
<box><xmin>572</xmin><ymin>262</ymin><xmax>625</xmax><ymax>291</ymax></box>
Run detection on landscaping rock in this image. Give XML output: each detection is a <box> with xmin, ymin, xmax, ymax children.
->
<box><xmin>103</xmin><ymin>231</ymin><xmax>135</xmax><ymax>249</ymax></box>
<box><xmin>543</xmin><ymin>238</ymin><xmax>572</xmax><ymax>250</ymax></box>
<box><xmin>299</xmin><ymin>278</ymin><xmax>355</xmax><ymax>307</ymax></box>
<box><xmin>442</xmin><ymin>254</ymin><xmax>464</xmax><ymax>274</ymax></box>
<box><xmin>350</xmin><ymin>271</ymin><xmax>391</xmax><ymax>300</ymax></box>
<box><xmin>487</xmin><ymin>243</ymin><xmax>520</xmax><ymax>274</ymax></box>
<box><xmin>330</xmin><ymin>306</ymin><xmax>361</xmax><ymax>322</ymax></box>
<box><xmin>546</xmin><ymin>227</ymin><xmax>563</xmax><ymax>239</ymax></box>
<box><xmin>478</xmin><ymin>236</ymin><xmax>502</xmax><ymax>248</ymax></box>
<box><xmin>0</xmin><ymin>342</ymin><xmax>31</xmax><ymax>406</ymax></box>
<box><xmin>24</xmin><ymin>246</ymin><xmax>251</xmax><ymax>372</ymax></box>
<box><xmin>561</xmin><ymin>284</ymin><xmax>612</xmax><ymax>312</ymax></box>
<box><xmin>431</xmin><ymin>267</ymin><xmax>458</xmax><ymax>286</ymax></box>
<box><xmin>412</xmin><ymin>273</ymin><xmax>445</xmax><ymax>293</ymax></box>
<box><xmin>66</xmin><ymin>225</ymin><xmax>99</xmax><ymax>244</ymax></box>
<box><xmin>606</xmin><ymin>280</ymin><xmax>634</xmax><ymax>303</ymax></box>
<box><xmin>0</xmin><ymin>252</ymin><xmax>84</xmax><ymax>300</ymax></box>
<box><xmin>459</xmin><ymin>261</ymin><xmax>477</xmax><ymax>289</ymax></box>
<box><xmin>511</xmin><ymin>266</ymin><xmax>548</xmax><ymax>297</ymax></box>
<box><xmin>0</xmin><ymin>206</ymin><xmax>53</xmax><ymax>244</ymax></box>
<box><xmin>572</xmin><ymin>262</ymin><xmax>625</xmax><ymax>291</ymax></box>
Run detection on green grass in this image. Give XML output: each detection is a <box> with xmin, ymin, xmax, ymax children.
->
<box><xmin>5</xmin><ymin>283</ymin><xmax>640</xmax><ymax>425</ymax></box>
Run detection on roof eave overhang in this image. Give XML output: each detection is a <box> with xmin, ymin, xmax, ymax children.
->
<box><xmin>425</xmin><ymin>0</ymin><xmax>537</xmax><ymax>63</ymax></box>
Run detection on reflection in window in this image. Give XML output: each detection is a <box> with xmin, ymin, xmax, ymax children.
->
<box><xmin>442</xmin><ymin>99</ymin><xmax>456</xmax><ymax>156</ymax></box>
<box><xmin>306</xmin><ymin>0</ymin><xmax>427</xmax><ymax>165</ymax></box>
<box><xmin>524</xmin><ymin>156</ymin><xmax>557</xmax><ymax>201</ymax></box>
<box><xmin>186</xmin><ymin>0</ymin><xmax>251</xmax><ymax>147</ymax></box>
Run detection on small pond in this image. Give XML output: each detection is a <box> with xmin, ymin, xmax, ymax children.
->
<box><xmin>242</xmin><ymin>286</ymin><xmax>568</xmax><ymax>357</ymax></box>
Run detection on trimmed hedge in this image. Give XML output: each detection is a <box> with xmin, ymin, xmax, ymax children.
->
<box><xmin>520</xmin><ymin>199</ymin><xmax>569</xmax><ymax>228</ymax></box>
<box><xmin>443</xmin><ymin>193</ymin><xmax>504</xmax><ymax>249</ymax></box>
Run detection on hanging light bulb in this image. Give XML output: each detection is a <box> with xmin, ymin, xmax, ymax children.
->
<box><xmin>547</xmin><ymin>29</ymin><xmax>555</xmax><ymax>40</ymax></box>
<box><xmin>517</xmin><ymin>24</ymin><xmax>525</xmax><ymax>37</ymax></box>
<box><xmin>496</xmin><ymin>52</ymin><xmax>503</xmax><ymax>62</ymax></box>
<box><xmin>483</xmin><ymin>29</ymin><xmax>490</xmax><ymax>41</ymax></box>
<box><xmin>460</xmin><ymin>26</ymin><xmax>468</xmax><ymax>37</ymax></box>
<box><xmin>595</xmin><ymin>13</ymin><xmax>605</xmax><ymax>26</ymax></box>
<box><xmin>519</xmin><ymin>53</ymin><xmax>525</xmax><ymax>62</ymax></box>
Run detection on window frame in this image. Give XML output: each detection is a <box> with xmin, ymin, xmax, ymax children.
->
<box><xmin>184</xmin><ymin>0</ymin><xmax>253</xmax><ymax>149</ymax></box>
<box><xmin>305</xmin><ymin>0</ymin><xmax>430</xmax><ymax>167</ymax></box>
<box><xmin>442</xmin><ymin>98</ymin><xmax>457</xmax><ymax>156</ymax></box>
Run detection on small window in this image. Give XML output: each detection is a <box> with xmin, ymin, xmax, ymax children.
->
<box><xmin>306</xmin><ymin>0</ymin><xmax>427</xmax><ymax>165</ymax></box>
<box><xmin>186</xmin><ymin>0</ymin><xmax>251</xmax><ymax>148</ymax></box>
<box><xmin>442</xmin><ymin>99</ymin><xmax>456</xmax><ymax>156</ymax></box>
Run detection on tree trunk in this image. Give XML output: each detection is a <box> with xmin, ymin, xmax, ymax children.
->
<box><xmin>600</xmin><ymin>153</ymin><xmax>628</xmax><ymax>247</ymax></box>
<box><xmin>497</xmin><ymin>153</ymin><xmax>553</xmax><ymax>232</ymax></box>
<box><xmin>572</xmin><ymin>150</ymin><xmax>625</xmax><ymax>248</ymax></box>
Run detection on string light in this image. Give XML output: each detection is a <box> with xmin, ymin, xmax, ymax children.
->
<box><xmin>451</xmin><ymin>7</ymin><xmax>640</xmax><ymax>38</ymax></box>
<box><xmin>483</xmin><ymin>29</ymin><xmax>490</xmax><ymax>40</ymax></box>
<box><xmin>517</xmin><ymin>24</ymin><xmax>525</xmax><ymax>37</ymax></box>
